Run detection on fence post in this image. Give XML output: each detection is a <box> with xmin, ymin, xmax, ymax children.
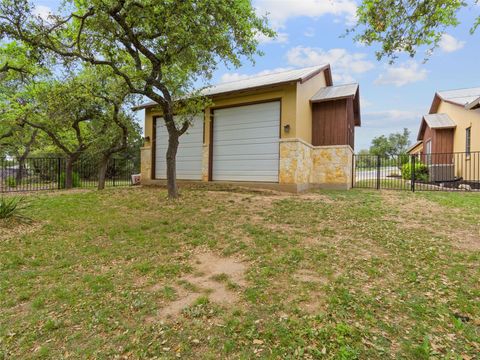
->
<box><xmin>376</xmin><ymin>155</ymin><xmax>381</xmax><ymax>190</ymax></box>
<box><xmin>57</xmin><ymin>158</ymin><xmax>62</xmax><ymax>189</ymax></box>
<box><xmin>411</xmin><ymin>155</ymin><xmax>416</xmax><ymax>192</ymax></box>
<box><xmin>112</xmin><ymin>158</ymin><xmax>116</xmax><ymax>187</ymax></box>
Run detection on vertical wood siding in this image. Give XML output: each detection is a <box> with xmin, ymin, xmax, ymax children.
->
<box><xmin>312</xmin><ymin>99</ymin><xmax>352</xmax><ymax>148</ymax></box>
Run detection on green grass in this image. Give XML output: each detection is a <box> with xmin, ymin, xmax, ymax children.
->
<box><xmin>0</xmin><ymin>186</ymin><xmax>479</xmax><ymax>359</ymax></box>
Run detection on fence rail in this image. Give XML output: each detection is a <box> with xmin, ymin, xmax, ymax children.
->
<box><xmin>354</xmin><ymin>151</ymin><xmax>480</xmax><ymax>192</ymax></box>
<box><xmin>0</xmin><ymin>157</ymin><xmax>139</xmax><ymax>193</ymax></box>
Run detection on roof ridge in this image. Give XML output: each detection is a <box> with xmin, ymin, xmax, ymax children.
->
<box><xmin>437</xmin><ymin>86</ymin><xmax>480</xmax><ymax>94</ymax></box>
<box><xmin>212</xmin><ymin>65</ymin><xmax>325</xmax><ymax>86</ymax></box>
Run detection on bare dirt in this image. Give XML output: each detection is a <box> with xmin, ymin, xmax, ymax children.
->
<box><xmin>153</xmin><ymin>252</ymin><xmax>247</xmax><ymax>320</ymax></box>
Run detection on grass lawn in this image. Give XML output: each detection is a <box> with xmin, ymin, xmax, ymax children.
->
<box><xmin>1</xmin><ymin>186</ymin><xmax>479</xmax><ymax>359</ymax></box>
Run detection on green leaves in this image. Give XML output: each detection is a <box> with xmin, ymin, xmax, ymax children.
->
<box><xmin>352</xmin><ymin>0</ymin><xmax>471</xmax><ymax>61</ymax></box>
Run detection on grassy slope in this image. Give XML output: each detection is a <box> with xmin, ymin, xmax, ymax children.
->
<box><xmin>0</xmin><ymin>187</ymin><xmax>479</xmax><ymax>359</ymax></box>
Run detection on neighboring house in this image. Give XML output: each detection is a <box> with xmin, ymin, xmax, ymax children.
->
<box><xmin>409</xmin><ymin>87</ymin><xmax>480</xmax><ymax>181</ymax></box>
<box><xmin>136</xmin><ymin>65</ymin><xmax>361</xmax><ymax>192</ymax></box>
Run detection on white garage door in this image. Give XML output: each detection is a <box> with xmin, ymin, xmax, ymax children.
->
<box><xmin>212</xmin><ymin>101</ymin><xmax>280</xmax><ymax>182</ymax></box>
<box><xmin>155</xmin><ymin>115</ymin><xmax>203</xmax><ymax>180</ymax></box>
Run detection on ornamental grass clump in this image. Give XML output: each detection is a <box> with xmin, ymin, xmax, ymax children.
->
<box><xmin>0</xmin><ymin>196</ymin><xmax>31</xmax><ymax>224</ymax></box>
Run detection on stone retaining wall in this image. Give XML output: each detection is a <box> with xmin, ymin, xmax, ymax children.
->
<box><xmin>279</xmin><ymin>139</ymin><xmax>353</xmax><ymax>190</ymax></box>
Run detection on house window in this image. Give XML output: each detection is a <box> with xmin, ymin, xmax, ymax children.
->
<box><xmin>425</xmin><ymin>140</ymin><xmax>432</xmax><ymax>164</ymax></box>
<box><xmin>466</xmin><ymin>127</ymin><xmax>471</xmax><ymax>157</ymax></box>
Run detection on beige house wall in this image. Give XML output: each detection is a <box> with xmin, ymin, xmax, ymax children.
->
<box><xmin>437</xmin><ymin>101</ymin><xmax>480</xmax><ymax>153</ymax></box>
<box><xmin>437</xmin><ymin>101</ymin><xmax>480</xmax><ymax>181</ymax></box>
<box><xmin>295</xmin><ymin>71</ymin><xmax>328</xmax><ymax>143</ymax></box>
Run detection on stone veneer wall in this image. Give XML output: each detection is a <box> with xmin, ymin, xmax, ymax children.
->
<box><xmin>202</xmin><ymin>145</ymin><xmax>209</xmax><ymax>181</ymax></box>
<box><xmin>279</xmin><ymin>139</ymin><xmax>353</xmax><ymax>190</ymax></box>
<box><xmin>140</xmin><ymin>147</ymin><xmax>152</xmax><ymax>181</ymax></box>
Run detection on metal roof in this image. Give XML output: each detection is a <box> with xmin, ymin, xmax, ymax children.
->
<box><xmin>133</xmin><ymin>65</ymin><xmax>330</xmax><ymax>110</ymax></box>
<box><xmin>423</xmin><ymin>113</ymin><xmax>456</xmax><ymax>129</ymax></box>
<box><xmin>437</xmin><ymin>87</ymin><xmax>480</xmax><ymax>106</ymax></box>
<box><xmin>310</xmin><ymin>83</ymin><xmax>358</xmax><ymax>102</ymax></box>
<box><xmin>406</xmin><ymin>141</ymin><xmax>423</xmax><ymax>153</ymax></box>
<box><xmin>465</xmin><ymin>96</ymin><xmax>480</xmax><ymax>110</ymax></box>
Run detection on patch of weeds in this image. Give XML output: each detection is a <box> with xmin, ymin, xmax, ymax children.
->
<box><xmin>211</xmin><ymin>273</ymin><xmax>229</xmax><ymax>283</ymax></box>
<box><xmin>319</xmin><ymin>227</ymin><xmax>336</xmax><ymax>237</ymax></box>
<box><xmin>183</xmin><ymin>296</ymin><xmax>217</xmax><ymax>318</ymax></box>
<box><xmin>31</xmin><ymin>296</ymin><xmax>46</xmax><ymax>310</ymax></box>
<box><xmin>178</xmin><ymin>279</ymin><xmax>200</xmax><ymax>293</ymax></box>
<box><xmin>82</xmin><ymin>274</ymin><xmax>114</xmax><ymax>293</ymax></box>
<box><xmin>161</xmin><ymin>286</ymin><xmax>177</xmax><ymax>300</ymax></box>
<box><xmin>43</xmin><ymin>318</ymin><xmax>63</xmax><ymax>331</ymax></box>
<box><xmin>0</xmin><ymin>196</ymin><xmax>31</xmax><ymax>224</ymax></box>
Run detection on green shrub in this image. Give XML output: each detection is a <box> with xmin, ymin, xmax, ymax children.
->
<box><xmin>401</xmin><ymin>161</ymin><xmax>429</xmax><ymax>182</ymax></box>
<box><xmin>0</xmin><ymin>196</ymin><xmax>30</xmax><ymax>223</ymax></box>
<box><xmin>59</xmin><ymin>172</ymin><xmax>81</xmax><ymax>188</ymax></box>
<box><xmin>5</xmin><ymin>176</ymin><xmax>16</xmax><ymax>188</ymax></box>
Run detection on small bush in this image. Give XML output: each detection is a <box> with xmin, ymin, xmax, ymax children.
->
<box><xmin>402</xmin><ymin>162</ymin><xmax>429</xmax><ymax>182</ymax></box>
<box><xmin>59</xmin><ymin>172</ymin><xmax>81</xmax><ymax>188</ymax></box>
<box><xmin>5</xmin><ymin>176</ymin><xmax>16</xmax><ymax>188</ymax></box>
<box><xmin>0</xmin><ymin>196</ymin><xmax>31</xmax><ymax>223</ymax></box>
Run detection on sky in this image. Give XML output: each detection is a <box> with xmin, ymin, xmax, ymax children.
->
<box><xmin>33</xmin><ymin>0</ymin><xmax>480</xmax><ymax>150</ymax></box>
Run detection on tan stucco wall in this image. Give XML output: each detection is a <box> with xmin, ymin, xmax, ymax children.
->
<box><xmin>295</xmin><ymin>71</ymin><xmax>327</xmax><ymax>143</ymax></box>
<box><xmin>279</xmin><ymin>138</ymin><xmax>353</xmax><ymax>190</ymax></box>
<box><xmin>436</xmin><ymin>101</ymin><xmax>480</xmax><ymax>180</ymax></box>
<box><xmin>437</xmin><ymin>101</ymin><xmax>480</xmax><ymax>153</ymax></box>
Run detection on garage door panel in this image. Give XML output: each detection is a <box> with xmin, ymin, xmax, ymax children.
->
<box><xmin>213</xmin><ymin>159</ymin><xmax>279</xmax><ymax>170</ymax></box>
<box><xmin>213</xmin><ymin>101</ymin><xmax>280</xmax><ymax>182</ymax></box>
<box><xmin>214</xmin><ymin>126</ymin><xmax>279</xmax><ymax>139</ymax></box>
<box><xmin>214</xmin><ymin>173</ymin><xmax>278</xmax><ymax>182</ymax></box>
<box><xmin>214</xmin><ymin>144</ymin><xmax>279</xmax><ymax>157</ymax></box>
<box><xmin>156</xmin><ymin>115</ymin><xmax>203</xmax><ymax>180</ymax></box>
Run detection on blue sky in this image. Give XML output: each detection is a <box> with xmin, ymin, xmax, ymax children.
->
<box><xmin>34</xmin><ymin>0</ymin><xmax>480</xmax><ymax>150</ymax></box>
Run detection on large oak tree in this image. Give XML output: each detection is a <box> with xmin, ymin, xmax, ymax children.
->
<box><xmin>0</xmin><ymin>0</ymin><xmax>274</xmax><ymax>198</ymax></box>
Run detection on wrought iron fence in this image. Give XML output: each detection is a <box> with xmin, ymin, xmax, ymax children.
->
<box><xmin>354</xmin><ymin>152</ymin><xmax>480</xmax><ymax>192</ymax></box>
<box><xmin>0</xmin><ymin>157</ymin><xmax>140</xmax><ymax>193</ymax></box>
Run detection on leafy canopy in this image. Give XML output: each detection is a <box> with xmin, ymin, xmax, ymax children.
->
<box><xmin>353</xmin><ymin>0</ymin><xmax>478</xmax><ymax>61</ymax></box>
<box><xmin>369</xmin><ymin>128</ymin><xmax>411</xmax><ymax>157</ymax></box>
<box><xmin>0</xmin><ymin>0</ymin><xmax>274</xmax><ymax>117</ymax></box>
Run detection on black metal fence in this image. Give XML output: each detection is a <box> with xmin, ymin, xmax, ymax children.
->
<box><xmin>0</xmin><ymin>157</ymin><xmax>140</xmax><ymax>193</ymax></box>
<box><xmin>354</xmin><ymin>152</ymin><xmax>480</xmax><ymax>192</ymax></box>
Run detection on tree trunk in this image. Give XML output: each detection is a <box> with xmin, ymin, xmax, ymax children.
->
<box><xmin>65</xmin><ymin>157</ymin><xmax>74</xmax><ymax>189</ymax></box>
<box><xmin>97</xmin><ymin>155</ymin><xmax>110</xmax><ymax>190</ymax></box>
<box><xmin>15</xmin><ymin>129</ymin><xmax>38</xmax><ymax>186</ymax></box>
<box><xmin>166</xmin><ymin>132</ymin><xmax>180</xmax><ymax>198</ymax></box>
<box><xmin>15</xmin><ymin>158</ymin><xmax>25</xmax><ymax>186</ymax></box>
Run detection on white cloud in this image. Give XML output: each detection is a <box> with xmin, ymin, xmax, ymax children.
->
<box><xmin>255</xmin><ymin>0</ymin><xmax>357</xmax><ymax>27</ymax></box>
<box><xmin>375</xmin><ymin>61</ymin><xmax>427</xmax><ymax>87</ymax></box>
<box><xmin>286</xmin><ymin>46</ymin><xmax>374</xmax><ymax>83</ymax></box>
<box><xmin>220</xmin><ymin>67</ymin><xmax>293</xmax><ymax>83</ymax></box>
<box><xmin>257</xmin><ymin>31</ymin><xmax>289</xmax><ymax>44</ymax></box>
<box><xmin>32</xmin><ymin>5</ymin><xmax>52</xmax><ymax>20</ymax></box>
<box><xmin>439</xmin><ymin>34</ymin><xmax>465</xmax><ymax>53</ymax></box>
<box><xmin>363</xmin><ymin>109</ymin><xmax>423</xmax><ymax>127</ymax></box>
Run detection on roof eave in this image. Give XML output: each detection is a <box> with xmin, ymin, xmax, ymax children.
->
<box><xmin>465</xmin><ymin>97</ymin><xmax>480</xmax><ymax>110</ymax></box>
<box><xmin>310</xmin><ymin>94</ymin><xmax>355</xmax><ymax>104</ymax></box>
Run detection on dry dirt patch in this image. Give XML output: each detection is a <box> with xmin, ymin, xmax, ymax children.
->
<box><xmin>153</xmin><ymin>252</ymin><xmax>247</xmax><ymax>320</ymax></box>
<box><xmin>380</xmin><ymin>191</ymin><xmax>480</xmax><ymax>250</ymax></box>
